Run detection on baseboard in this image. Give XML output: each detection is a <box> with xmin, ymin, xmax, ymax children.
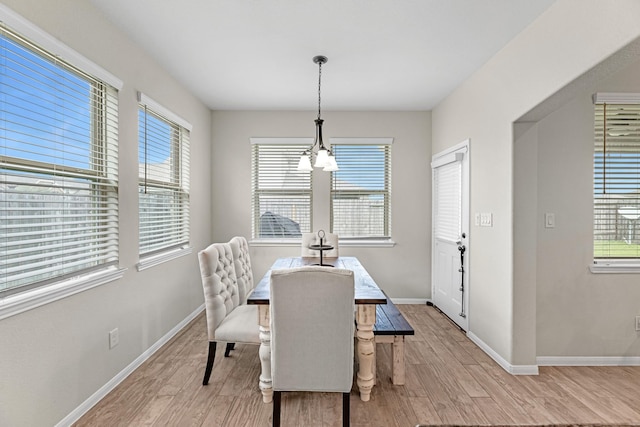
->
<box><xmin>390</xmin><ymin>298</ymin><xmax>429</xmax><ymax>304</ymax></box>
<box><xmin>467</xmin><ymin>332</ymin><xmax>539</xmax><ymax>375</ymax></box>
<box><xmin>55</xmin><ymin>303</ymin><xmax>206</xmax><ymax>427</ymax></box>
<box><xmin>537</xmin><ymin>356</ymin><xmax>640</xmax><ymax>366</ymax></box>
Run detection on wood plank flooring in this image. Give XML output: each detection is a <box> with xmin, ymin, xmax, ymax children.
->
<box><xmin>74</xmin><ymin>305</ymin><xmax>640</xmax><ymax>427</ymax></box>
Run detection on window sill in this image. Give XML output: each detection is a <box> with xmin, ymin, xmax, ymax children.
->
<box><xmin>137</xmin><ymin>246</ymin><xmax>193</xmax><ymax>271</ymax></box>
<box><xmin>0</xmin><ymin>266</ymin><xmax>126</xmax><ymax>321</ymax></box>
<box><xmin>339</xmin><ymin>239</ymin><xmax>396</xmax><ymax>248</ymax></box>
<box><xmin>249</xmin><ymin>239</ymin><xmax>396</xmax><ymax>248</ymax></box>
<box><xmin>250</xmin><ymin>239</ymin><xmax>302</xmax><ymax>247</ymax></box>
<box><xmin>590</xmin><ymin>262</ymin><xmax>640</xmax><ymax>274</ymax></box>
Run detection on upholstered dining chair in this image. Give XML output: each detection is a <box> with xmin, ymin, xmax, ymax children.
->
<box><xmin>226</xmin><ymin>235</ymin><xmax>255</xmax><ymax>357</ymax></box>
<box><xmin>229</xmin><ymin>236</ymin><xmax>254</xmax><ymax>303</ymax></box>
<box><xmin>198</xmin><ymin>242</ymin><xmax>260</xmax><ymax>385</ymax></box>
<box><xmin>301</xmin><ymin>231</ymin><xmax>339</xmax><ymax>257</ymax></box>
<box><xmin>269</xmin><ymin>266</ymin><xmax>355</xmax><ymax>427</ymax></box>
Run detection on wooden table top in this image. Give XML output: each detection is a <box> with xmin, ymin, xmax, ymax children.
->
<box><xmin>247</xmin><ymin>256</ymin><xmax>387</xmax><ymax>305</ymax></box>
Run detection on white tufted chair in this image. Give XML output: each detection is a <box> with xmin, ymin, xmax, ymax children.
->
<box><xmin>301</xmin><ymin>232</ymin><xmax>339</xmax><ymax>257</ymax></box>
<box><xmin>226</xmin><ymin>236</ymin><xmax>255</xmax><ymax>357</ymax></box>
<box><xmin>229</xmin><ymin>236</ymin><xmax>254</xmax><ymax>303</ymax></box>
<box><xmin>198</xmin><ymin>242</ymin><xmax>260</xmax><ymax>385</ymax></box>
<box><xmin>270</xmin><ymin>266</ymin><xmax>354</xmax><ymax>427</ymax></box>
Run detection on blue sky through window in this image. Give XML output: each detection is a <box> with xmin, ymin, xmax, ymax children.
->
<box><xmin>138</xmin><ymin>110</ymin><xmax>172</xmax><ymax>166</ymax></box>
<box><xmin>594</xmin><ymin>152</ymin><xmax>640</xmax><ymax>195</ymax></box>
<box><xmin>332</xmin><ymin>144</ymin><xmax>386</xmax><ymax>191</ymax></box>
<box><xmin>1</xmin><ymin>33</ymin><xmax>92</xmax><ymax>170</ymax></box>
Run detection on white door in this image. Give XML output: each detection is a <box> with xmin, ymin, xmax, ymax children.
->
<box><xmin>431</xmin><ymin>140</ymin><xmax>469</xmax><ymax>331</ymax></box>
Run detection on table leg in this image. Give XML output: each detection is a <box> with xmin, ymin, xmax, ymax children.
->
<box><xmin>355</xmin><ymin>304</ymin><xmax>376</xmax><ymax>401</ymax></box>
<box><xmin>258</xmin><ymin>305</ymin><xmax>273</xmax><ymax>403</ymax></box>
<box><xmin>392</xmin><ymin>335</ymin><xmax>406</xmax><ymax>385</ymax></box>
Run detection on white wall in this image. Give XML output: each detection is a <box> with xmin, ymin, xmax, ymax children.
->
<box><xmin>0</xmin><ymin>1</ymin><xmax>211</xmax><ymax>426</ymax></box>
<box><xmin>513</xmin><ymin>122</ymin><xmax>538</xmax><ymax>365</ymax></box>
<box><xmin>433</xmin><ymin>0</ymin><xmax>640</xmax><ymax>366</ymax></box>
<box><xmin>520</xmin><ymin>57</ymin><xmax>640</xmax><ymax>359</ymax></box>
<box><xmin>211</xmin><ymin>111</ymin><xmax>432</xmax><ymax>300</ymax></box>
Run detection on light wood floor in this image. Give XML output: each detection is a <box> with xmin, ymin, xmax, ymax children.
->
<box><xmin>75</xmin><ymin>305</ymin><xmax>640</xmax><ymax>427</ymax></box>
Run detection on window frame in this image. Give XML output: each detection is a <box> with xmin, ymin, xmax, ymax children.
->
<box><xmin>591</xmin><ymin>92</ymin><xmax>640</xmax><ymax>273</ymax></box>
<box><xmin>250</xmin><ymin>138</ymin><xmax>314</xmax><ymax>243</ymax></box>
<box><xmin>0</xmin><ymin>6</ymin><xmax>125</xmax><ymax>319</ymax></box>
<box><xmin>329</xmin><ymin>138</ymin><xmax>393</xmax><ymax>243</ymax></box>
<box><xmin>136</xmin><ymin>92</ymin><xmax>192</xmax><ymax>270</ymax></box>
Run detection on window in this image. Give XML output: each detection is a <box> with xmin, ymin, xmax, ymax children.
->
<box><xmin>251</xmin><ymin>138</ymin><xmax>313</xmax><ymax>239</ymax></box>
<box><xmin>0</xmin><ymin>24</ymin><xmax>120</xmax><ymax>297</ymax></box>
<box><xmin>138</xmin><ymin>93</ymin><xmax>191</xmax><ymax>260</ymax></box>
<box><xmin>433</xmin><ymin>157</ymin><xmax>462</xmax><ymax>242</ymax></box>
<box><xmin>330</xmin><ymin>138</ymin><xmax>392</xmax><ymax>239</ymax></box>
<box><xmin>593</xmin><ymin>93</ymin><xmax>640</xmax><ymax>263</ymax></box>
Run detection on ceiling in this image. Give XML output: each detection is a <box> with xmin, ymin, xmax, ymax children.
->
<box><xmin>89</xmin><ymin>0</ymin><xmax>556</xmax><ymax>111</ymax></box>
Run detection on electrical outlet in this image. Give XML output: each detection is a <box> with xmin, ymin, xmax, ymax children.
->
<box><xmin>109</xmin><ymin>328</ymin><xmax>119</xmax><ymax>349</ymax></box>
<box><xmin>636</xmin><ymin>317</ymin><xmax>640</xmax><ymax>331</ymax></box>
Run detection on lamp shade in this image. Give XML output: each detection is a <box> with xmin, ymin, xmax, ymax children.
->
<box><xmin>297</xmin><ymin>154</ymin><xmax>313</xmax><ymax>171</ymax></box>
<box><xmin>323</xmin><ymin>155</ymin><xmax>339</xmax><ymax>171</ymax></box>
<box><xmin>314</xmin><ymin>148</ymin><xmax>330</xmax><ymax>168</ymax></box>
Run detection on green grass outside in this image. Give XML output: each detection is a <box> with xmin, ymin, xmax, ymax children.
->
<box><xmin>594</xmin><ymin>240</ymin><xmax>640</xmax><ymax>258</ymax></box>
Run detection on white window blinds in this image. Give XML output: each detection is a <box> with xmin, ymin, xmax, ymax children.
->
<box><xmin>251</xmin><ymin>139</ymin><xmax>312</xmax><ymax>239</ymax></box>
<box><xmin>1</xmin><ymin>26</ymin><xmax>119</xmax><ymax>296</ymax></box>
<box><xmin>593</xmin><ymin>95</ymin><xmax>640</xmax><ymax>259</ymax></box>
<box><xmin>138</xmin><ymin>94</ymin><xmax>191</xmax><ymax>256</ymax></box>
<box><xmin>330</xmin><ymin>139</ymin><xmax>392</xmax><ymax>239</ymax></box>
<box><xmin>433</xmin><ymin>160</ymin><xmax>462</xmax><ymax>242</ymax></box>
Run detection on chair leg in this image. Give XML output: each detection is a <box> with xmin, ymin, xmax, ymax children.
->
<box><xmin>342</xmin><ymin>392</ymin><xmax>350</xmax><ymax>427</ymax></box>
<box><xmin>224</xmin><ymin>342</ymin><xmax>235</xmax><ymax>357</ymax></box>
<box><xmin>272</xmin><ymin>390</ymin><xmax>281</xmax><ymax>427</ymax></box>
<box><xmin>202</xmin><ymin>341</ymin><xmax>217</xmax><ymax>386</ymax></box>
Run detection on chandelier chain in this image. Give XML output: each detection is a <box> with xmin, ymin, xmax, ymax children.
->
<box><xmin>317</xmin><ymin>60</ymin><xmax>322</xmax><ymax>120</ymax></box>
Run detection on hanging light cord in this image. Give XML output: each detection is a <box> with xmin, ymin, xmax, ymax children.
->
<box><xmin>317</xmin><ymin>59</ymin><xmax>322</xmax><ymax>120</ymax></box>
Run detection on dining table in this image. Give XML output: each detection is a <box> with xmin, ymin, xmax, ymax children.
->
<box><xmin>247</xmin><ymin>256</ymin><xmax>387</xmax><ymax>403</ymax></box>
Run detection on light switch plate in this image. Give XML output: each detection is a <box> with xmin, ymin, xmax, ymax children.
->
<box><xmin>480</xmin><ymin>213</ymin><xmax>493</xmax><ymax>227</ymax></box>
<box><xmin>545</xmin><ymin>213</ymin><xmax>555</xmax><ymax>228</ymax></box>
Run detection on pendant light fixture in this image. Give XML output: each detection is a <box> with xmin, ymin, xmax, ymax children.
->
<box><xmin>297</xmin><ymin>55</ymin><xmax>338</xmax><ymax>172</ymax></box>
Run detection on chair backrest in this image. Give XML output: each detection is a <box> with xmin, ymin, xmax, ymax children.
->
<box><xmin>270</xmin><ymin>266</ymin><xmax>354</xmax><ymax>392</ymax></box>
<box><xmin>229</xmin><ymin>236</ymin><xmax>254</xmax><ymax>303</ymax></box>
<box><xmin>301</xmin><ymin>232</ymin><xmax>339</xmax><ymax>257</ymax></box>
<box><xmin>198</xmin><ymin>242</ymin><xmax>240</xmax><ymax>340</ymax></box>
